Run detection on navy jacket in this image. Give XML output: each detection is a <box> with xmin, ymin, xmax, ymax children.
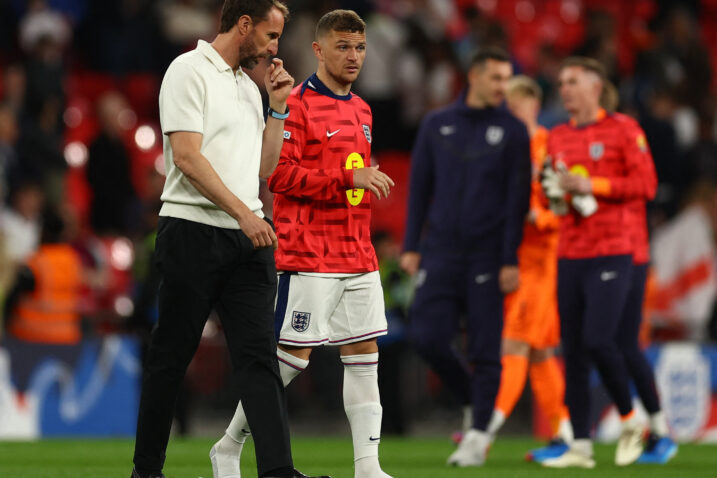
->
<box><xmin>403</xmin><ymin>98</ymin><xmax>531</xmax><ymax>265</ymax></box>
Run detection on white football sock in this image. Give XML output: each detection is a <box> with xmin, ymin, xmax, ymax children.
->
<box><xmin>222</xmin><ymin>349</ymin><xmax>308</xmax><ymax>448</ymax></box>
<box><xmin>462</xmin><ymin>405</ymin><xmax>473</xmax><ymax>433</ymax></box>
<box><xmin>487</xmin><ymin>409</ymin><xmax>505</xmax><ymax>437</ymax></box>
<box><xmin>557</xmin><ymin>417</ymin><xmax>574</xmax><ymax>443</ymax></box>
<box><xmin>572</xmin><ymin>439</ymin><xmax>593</xmax><ymax>457</ymax></box>
<box><xmin>650</xmin><ymin>411</ymin><xmax>669</xmax><ymax>437</ymax></box>
<box><xmin>342</xmin><ymin>353</ymin><xmax>391</xmax><ymax>478</ymax></box>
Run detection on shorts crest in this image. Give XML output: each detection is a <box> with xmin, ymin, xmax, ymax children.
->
<box><xmin>291</xmin><ymin>311</ymin><xmax>311</xmax><ymax>332</ymax></box>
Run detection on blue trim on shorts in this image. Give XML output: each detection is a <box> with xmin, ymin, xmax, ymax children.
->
<box><xmin>275</xmin><ymin>273</ymin><xmax>292</xmax><ymax>341</ymax></box>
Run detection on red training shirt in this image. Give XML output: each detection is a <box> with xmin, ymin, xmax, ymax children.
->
<box><xmin>547</xmin><ymin>109</ymin><xmax>657</xmax><ymax>260</ymax></box>
<box><xmin>268</xmin><ymin>74</ymin><xmax>378</xmax><ymax>273</ymax></box>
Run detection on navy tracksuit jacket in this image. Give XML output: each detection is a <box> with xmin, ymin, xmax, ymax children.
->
<box><xmin>403</xmin><ymin>97</ymin><xmax>531</xmax><ymax>430</ymax></box>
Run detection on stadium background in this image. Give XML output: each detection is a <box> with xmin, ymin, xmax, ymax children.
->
<box><xmin>1</xmin><ymin>0</ymin><xmax>717</xmax><ymax>453</ymax></box>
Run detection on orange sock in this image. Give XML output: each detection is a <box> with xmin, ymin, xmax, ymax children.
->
<box><xmin>529</xmin><ymin>356</ymin><xmax>569</xmax><ymax>436</ymax></box>
<box><xmin>495</xmin><ymin>354</ymin><xmax>529</xmax><ymax>417</ymax></box>
<box><xmin>621</xmin><ymin>409</ymin><xmax>636</xmax><ymax>422</ymax></box>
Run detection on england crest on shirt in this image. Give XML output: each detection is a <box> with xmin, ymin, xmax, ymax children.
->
<box><xmin>486</xmin><ymin>126</ymin><xmax>504</xmax><ymax>145</ymax></box>
<box><xmin>291</xmin><ymin>311</ymin><xmax>311</xmax><ymax>332</ymax></box>
<box><xmin>589</xmin><ymin>142</ymin><xmax>604</xmax><ymax>160</ymax></box>
<box><xmin>362</xmin><ymin>124</ymin><xmax>372</xmax><ymax>144</ymax></box>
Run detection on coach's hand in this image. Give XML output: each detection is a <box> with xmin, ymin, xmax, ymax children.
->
<box><xmin>499</xmin><ymin>265</ymin><xmax>519</xmax><ymax>294</ymax></box>
<box><xmin>238</xmin><ymin>211</ymin><xmax>278</xmax><ymax>249</ymax></box>
<box><xmin>265</xmin><ymin>58</ymin><xmax>294</xmax><ymax>110</ymax></box>
<box><xmin>399</xmin><ymin>252</ymin><xmax>421</xmax><ymax>276</ymax></box>
<box><xmin>353</xmin><ymin>166</ymin><xmax>395</xmax><ymax>199</ymax></box>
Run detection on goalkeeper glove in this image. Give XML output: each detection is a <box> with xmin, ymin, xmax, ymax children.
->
<box><xmin>571</xmin><ymin>193</ymin><xmax>598</xmax><ymax>217</ymax></box>
<box><xmin>540</xmin><ymin>159</ymin><xmax>568</xmax><ymax>215</ymax></box>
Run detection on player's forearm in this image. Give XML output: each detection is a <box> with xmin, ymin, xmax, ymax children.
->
<box><xmin>590</xmin><ymin>175</ymin><xmax>657</xmax><ymax>200</ymax></box>
<box><xmin>260</xmin><ymin>113</ymin><xmax>287</xmax><ymax>179</ymax></box>
<box><xmin>268</xmin><ymin>163</ymin><xmax>351</xmax><ymax>199</ymax></box>
<box><xmin>173</xmin><ymin>150</ymin><xmax>253</xmax><ymax>223</ymax></box>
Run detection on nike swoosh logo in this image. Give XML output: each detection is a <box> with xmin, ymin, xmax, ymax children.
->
<box><xmin>327</xmin><ymin>129</ymin><xmax>341</xmax><ymax>137</ymax></box>
<box><xmin>369</xmin><ymin>436</ymin><xmax>380</xmax><ymax>441</ymax></box>
<box><xmin>440</xmin><ymin>125</ymin><xmax>456</xmax><ymax>135</ymax></box>
<box><xmin>600</xmin><ymin>271</ymin><xmax>618</xmax><ymax>281</ymax></box>
<box><xmin>475</xmin><ymin>274</ymin><xmax>491</xmax><ymax>284</ymax></box>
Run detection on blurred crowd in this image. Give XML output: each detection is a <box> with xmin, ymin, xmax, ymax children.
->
<box><xmin>0</xmin><ymin>0</ymin><xmax>716</xmax><ymax>406</ymax></box>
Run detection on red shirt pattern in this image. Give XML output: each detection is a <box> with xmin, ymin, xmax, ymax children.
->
<box><xmin>268</xmin><ymin>79</ymin><xmax>377</xmax><ymax>273</ymax></box>
<box><xmin>548</xmin><ymin>111</ymin><xmax>657</xmax><ymax>259</ymax></box>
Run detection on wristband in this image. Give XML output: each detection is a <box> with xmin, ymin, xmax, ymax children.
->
<box><xmin>267</xmin><ymin>106</ymin><xmax>289</xmax><ymax>120</ymax></box>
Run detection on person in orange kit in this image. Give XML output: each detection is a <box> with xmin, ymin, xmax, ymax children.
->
<box><xmin>483</xmin><ymin>76</ymin><xmax>573</xmax><ymax>458</ymax></box>
<box><xmin>8</xmin><ymin>208</ymin><xmax>83</xmax><ymax>345</ymax></box>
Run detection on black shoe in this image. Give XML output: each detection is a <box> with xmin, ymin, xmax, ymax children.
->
<box><xmin>131</xmin><ymin>467</ymin><xmax>165</xmax><ymax>478</ymax></box>
<box><xmin>263</xmin><ymin>468</ymin><xmax>331</xmax><ymax>478</ymax></box>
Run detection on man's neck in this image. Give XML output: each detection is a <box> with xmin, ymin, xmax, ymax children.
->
<box><xmin>571</xmin><ymin>105</ymin><xmax>601</xmax><ymax>127</ymax></box>
<box><xmin>465</xmin><ymin>92</ymin><xmax>487</xmax><ymax>109</ymax></box>
<box><xmin>526</xmin><ymin>121</ymin><xmax>539</xmax><ymax>137</ymax></box>
<box><xmin>316</xmin><ymin>69</ymin><xmax>351</xmax><ymax>96</ymax></box>
<box><xmin>211</xmin><ymin>33</ymin><xmax>240</xmax><ymax>72</ymax></box>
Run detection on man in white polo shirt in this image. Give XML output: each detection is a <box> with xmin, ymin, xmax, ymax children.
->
<box><xmin>130</xmin><ymin>2</ymin><xmax>328</xmax><ymax>478</ymax></box>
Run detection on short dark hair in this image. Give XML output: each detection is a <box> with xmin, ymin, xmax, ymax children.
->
<box><xmin>470</xmin><ymin>47</ymin><xmax>511</xmax><ymax>68</ymax></box>
<box><xmin>315</xmin><ymin>9</ymin><xmax>366</xmax><ymax>40</ymax></box>
<box><xmin>219</xmin><ymin>0</ymin><xmax>289</xmax><ymax>34</ymax></box>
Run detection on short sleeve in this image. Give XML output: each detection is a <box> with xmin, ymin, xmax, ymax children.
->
<box><xmin>159</xmin><ymin>61</ymin><xmax>205</xmax><ymax>135</ymax></box>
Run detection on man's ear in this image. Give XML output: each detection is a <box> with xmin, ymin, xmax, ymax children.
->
<box><xmin>237</xmin><ymin>14</ymin><xmax>252</xmax><ymax>36</ymax></box>
<box><xmin>312</xmin><ymin>41</ymin><xmax>322</xmax><ymax>61</ymax></box>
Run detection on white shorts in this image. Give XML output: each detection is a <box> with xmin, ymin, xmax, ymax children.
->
<box><xmin>275</xmin><ymin>271</ymin><xmax>388</xmax><ymax>347</ymax></box>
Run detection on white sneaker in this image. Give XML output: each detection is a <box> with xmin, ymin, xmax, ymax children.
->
<box><xmin>542</xmin><ymin>449</ymin><xmax>596</xmax><ymax>469</ymax></box>
<box><xmin>209</xmin><ymin>440</ymin><xmax>241</xmax><ymax>478</ymax></box>
<box><xmin>615</xmin><ymin>421</ymin><xmax>646</xmax><ymax>466</ymax></box>
<box><xmin>446</xmin><ymin>429</ymin><xmax>489</xmax><ymax>467</ymax></box>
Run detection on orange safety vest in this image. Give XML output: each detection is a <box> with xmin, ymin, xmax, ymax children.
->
<box><xmin>10</xmin><ymin>244</ymin><xmax>82</xmax><ymax>345</ymax></box>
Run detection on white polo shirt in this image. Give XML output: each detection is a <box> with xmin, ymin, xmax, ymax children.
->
<box><xmin>158</xmin><ymin>40</ymin><xmax>265</xmax><ymax>229</ymax></box>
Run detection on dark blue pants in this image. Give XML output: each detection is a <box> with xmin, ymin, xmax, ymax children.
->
<box><xmin>409</xmin><ymin>254</ymin><xmax>503</xmax><ymax>431</ymax></box>
<box><xmin>617</xmin><ymin>263</ymin><xmax>661</xmax><ymax>414</ymax></box>
<box><xmin>558</xmin><ymin>255</ymin><xmax>634</xmax><ymax>439</ymax></box>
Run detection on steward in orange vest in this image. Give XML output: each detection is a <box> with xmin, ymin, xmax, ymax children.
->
<box><xmin>8</xmin><ymin>209</ymin><xmax>82</xmax><ymax>345</ymax></box>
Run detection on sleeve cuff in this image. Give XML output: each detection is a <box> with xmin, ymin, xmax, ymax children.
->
<box><xmin>591</xmin><ymin>177</ymin><xmax>611</xmax><ymax>197</ymax></box>
<box><xmin>534</xmin><ymin>208</ymin><xmax>558</xmax><ymax>231</ymax></box>
<box><xmin>502</xmin><ymin>252</ymin><xmax>519</xmax><ymax>266</ymax></box>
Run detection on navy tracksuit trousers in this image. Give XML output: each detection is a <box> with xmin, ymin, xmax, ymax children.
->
<box><xmin>557</xmin><ymin>254</ymin><xmax>635</xmax><ymax>439</ymax></box>
<box><xmin>408</xmin><ymin>253</ymin><xmax>503</xmax><ymax>431</ymax></box>
<box><xmin>619</xmin><ymin>263</ymin><xmax>661</xmax><ymax>415</ymax></box>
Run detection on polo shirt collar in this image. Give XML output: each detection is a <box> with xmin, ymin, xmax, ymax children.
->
<box><xmin>197</xmin><ymin>40</ymin><xmax>234</xmax><ymax>74</ymax></box>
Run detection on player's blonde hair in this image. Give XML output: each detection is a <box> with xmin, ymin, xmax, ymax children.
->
<box><xmin>507</xmin><ymin>75</ymin><xmax>543</xmax><ymax>103</ymax></box>
<box><xmin>600</xmin><ymin>80</ymin><xmax>619</xmax><ymax>113</ymax></box>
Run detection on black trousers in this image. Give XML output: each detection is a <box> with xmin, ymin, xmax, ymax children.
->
<box><xmin>133</xmin><ymin>217</ymin><xmax>292</xmax><ymax>476</ymax></box>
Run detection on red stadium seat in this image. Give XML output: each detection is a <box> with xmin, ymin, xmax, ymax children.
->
<box><xmin>371</xmin><ymin>152</ymin><xmax>411</xmax><ymax>242</ymax></box>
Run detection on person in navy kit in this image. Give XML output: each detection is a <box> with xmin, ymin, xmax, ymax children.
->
<box><xmin>400</xmin><ymin>47</ymin><xmax>531</xmax><ymax>467</ymax></box>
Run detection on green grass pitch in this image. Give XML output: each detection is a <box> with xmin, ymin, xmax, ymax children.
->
<box><xmin>0</xmin><ymin>436</ymin><xmax>714</xmax><ymax>478</ymax></box>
